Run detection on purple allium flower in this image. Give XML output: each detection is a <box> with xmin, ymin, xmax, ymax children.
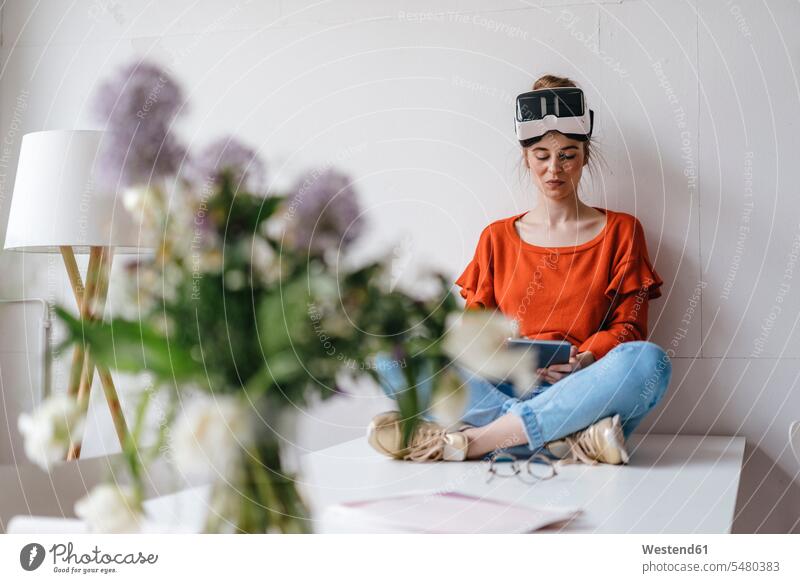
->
<box><xmin>286</xmin><ymin>168</ymin><xmax>364</xmax><ymax>257</ymax></box>
<box><xmin>93</xmin><ymin>60</ymin><xmax>186</xmax><ymax>189</ymax></box>
<box><xmin>188</xmin><ymin>136</ymin><xmax>267</xmax><ymax>195</ymax></box>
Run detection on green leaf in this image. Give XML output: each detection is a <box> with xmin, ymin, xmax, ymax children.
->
<box><xmin>257</xmin><ymin>277</ymin><xmax>311</xmax><ymax>355</ymax></box>
<box><xmin>242</xmin><ymin>349</ymin><xmax>308</xmax><ymax>401</ymax></box>
<box><xmin>396</xmin><ymin>360</ymin><xmax>421</xmax><ymax>447</ymax></box>
<box><xmin>265</xmin><ymin>350</ymin><xmax>305</xmax><ymax>385</ymax></box>
<box><xmin>243</xmin><ymin>365</ymin><xmax>273</xmax><ymax>398</ymax></box>
<box><xmin>55</xmin><ymin>307</ymin><xmax>198</xmax><ymax>381</ymax></box>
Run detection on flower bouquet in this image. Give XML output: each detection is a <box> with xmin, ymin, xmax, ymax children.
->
<box><xmin>18</xmin><ymin>60</ymin><xmax>533</xmax><ymax>533</ymax></box>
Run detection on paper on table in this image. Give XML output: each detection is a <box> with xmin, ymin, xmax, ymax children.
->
<box><xmin>320</xmin><ymin>490</ymin><xmax>581</xmax><ymax>534</ymax></box>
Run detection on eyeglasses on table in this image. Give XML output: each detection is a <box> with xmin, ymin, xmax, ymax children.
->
<box><xmin>485</xmin><ymin>451</ymin><xmax>558</xmax><ymax>484</ymax></box>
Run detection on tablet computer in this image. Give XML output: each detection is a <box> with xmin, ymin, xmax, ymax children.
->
<box><xmin>506</xmin><ymin>338</ymin><xmax>572</xmax><ymax>368</ymax></box>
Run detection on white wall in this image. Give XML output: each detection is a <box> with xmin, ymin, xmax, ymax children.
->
<box><xmin>0</xmin><ymin>0</ymin><xmax>797</xmax><ymax>532</ymax></box>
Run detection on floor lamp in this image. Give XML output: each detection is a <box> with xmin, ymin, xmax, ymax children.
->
<box><xmin>4</xmin><ymin>130</ymin><xmax>143</xmax><ymax>461</ymax></box>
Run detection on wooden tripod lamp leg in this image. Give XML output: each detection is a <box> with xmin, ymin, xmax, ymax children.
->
<box><xmin>61</xmin><ymin>246</ymin><xmax>85</xmax><ymax>399</ymax></box>
<box><xmin>89</xmin><ymin>249</ymin><xmax>130</xmax><ymax>452</ymax></box>
<box><xmin>61</xmin><ymin>246</ymin><xmax>130</xmax><ymax>461</ymax></box>
<box><xmin>73</xmin><ymin>247</ymin><xmax>103</xmax><ymax>414</ymax></box>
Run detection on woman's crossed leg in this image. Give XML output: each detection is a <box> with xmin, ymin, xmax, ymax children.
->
<box><xmin>460</xmin><ymin>341</ymin><xmax>672</xmax><ymax>459</ymax></box>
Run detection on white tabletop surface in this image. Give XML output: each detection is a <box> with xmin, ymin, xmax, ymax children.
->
<box><xmin>300</xmin><ymin>433</ymin><xmax>746</xmax><ymax>534</ymax></box>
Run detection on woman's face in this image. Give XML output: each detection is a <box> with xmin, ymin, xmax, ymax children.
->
<box><xmin>524</xmin><ymin>131</ymin><xmax>588</xmax><ymax>201</ymax></box>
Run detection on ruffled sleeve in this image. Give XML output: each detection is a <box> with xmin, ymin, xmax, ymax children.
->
<box><xmin>605</xmin><ymin>217</ymin><xmax>664</xmax><ymax>302</ymax></box>
<box><xmin>578</xmin><ymin>217</ymin><xmax>664</xmax><ymax>360</ymax></box>
<box><xmin>455</xmin><ymin>226</ymin><xmax>497</xmax><ymax>309</ymax></box>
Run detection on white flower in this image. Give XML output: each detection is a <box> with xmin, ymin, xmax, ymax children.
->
<box><xmin>260</xmin><ymin>208</ymin><xmax>288</xmax><ymax>242</ymax></box>
<box><xmin>306</xmin><ymin>270</ymin><xmax>355</xmax><ymax>338</ymax></box>
<box><xmin>75</xmin><ymin>484</ymin><xmax>143</xmax><ymax>533</ymax></box>
<box><xmin>18</xmin><ymin>394</ymin><xmax>85</xmax><ymax>471</ymax></box>
<box><xmin>241</xmin><ymin>236</ymin><xmax>281</xmax><ymax>285</ymax></box>
<box><xmin>161</xmin><ymin>263</ymin><xmax>183</xmax><ymax>302</ymax></box>
<box><xmin>309</xmin><ymin>268</ymin><xmax>338</xmax><ymax>306</ymax></box>
<box><xmin>388</xmin><ymin>234</ymin><xmax>414</xmax><ymax>292</ymax></box>
<box><xmin>224</xmin><ymin>269</ymin><xmax>246</xmax><ymax>291</ymax></box>
<box><xmin>442</xmin><ymin>310</ymin><xmax>540</xmax><ymax>396</ymax></box>
<box><xmin>199</xmin><ymin>247</ymin><xmax>223</xmax><ymax>274</ymax></box>
<box><xmin>170</xmin><ymin>394</ymin><xmax>253</xmax><ymax>481</ymax></box>
<box><xmin>429</xmin><ymin>368</ymin><xmax>469</xmax><ymax>430</ymax></box>
<box><xmin>170</xmin><ymin>192</ymin><xmax>208</xmax><ymax>261</ymax></box>
<box><xmin>122</xmin><ymin>185</ymin><xmax>163</xmax><ymax>236</ymax></box>
<box><xmin>122</xmin><ymin>185</ymin><xmax>155</xmax><ymax>215</ymax></box>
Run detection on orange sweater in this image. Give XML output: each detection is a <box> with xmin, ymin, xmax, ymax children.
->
<box><xmin>455</xmin><ymin>207</ymin><xmax>664</xmax><ymax>360</ymax></box>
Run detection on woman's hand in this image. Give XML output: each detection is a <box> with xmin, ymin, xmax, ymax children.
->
<box><xmin>536</xmin><ymin>345</ymin><xmax>595</xmax><ymax>384</ymax></box>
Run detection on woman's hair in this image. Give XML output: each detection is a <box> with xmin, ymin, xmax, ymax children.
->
<box><xmin>519</xmin><ymin>74</ymin><xmax>606</xmax><ymax>189</ymax></box>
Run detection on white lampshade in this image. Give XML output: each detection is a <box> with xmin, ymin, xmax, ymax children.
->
<box><xmin>4</xmin><ymin>130</ymin><xmax>141</xmax><ymax>253</ymax></box>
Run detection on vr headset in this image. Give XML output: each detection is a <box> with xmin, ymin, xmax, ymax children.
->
<box><xmin>515</xmin><ymin>87</ymin><xmax>594</xmax><ymax>147</ymax></box>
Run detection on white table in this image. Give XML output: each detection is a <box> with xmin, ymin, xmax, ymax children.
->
<box><xmin>5</xmin><ymin>434</ymin><xmax>746</xmax><ymax>534</ymax></box>
<box><xmin>300</xmin><ymin>433</ymin><xmax>746</xmax><ymax>533</ymax></box>
<box><xmin>1</xmin><ymin>451</ymin><xmax>203</xmax><ymax>534</ymax></box>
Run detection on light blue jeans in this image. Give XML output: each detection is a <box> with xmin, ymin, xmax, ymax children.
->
<box><xmin>376</xmin><ymin>341</ymin><xmax>672</xmax><ymax>457</ymax></box>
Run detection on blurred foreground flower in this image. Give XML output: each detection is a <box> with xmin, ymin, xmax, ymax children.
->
<box><xmin>239</xmin><ymin>235</ymin><xmax>281</xmax><ymax>285</ymax></box>
<box><xmin>50</xmin><ymin>57</ymin><xmax>462</xmax><ymax>533</ymax></box>
<box><xmin>170</xmin><ymin>394</ymin><xmax>254</xmax><ymax>480</ymax></box>
<box><xmin>18</xmin><ymin>394</ymin><xmax>85</xmax><ymax>471</ymax></box>
<box><xmin>189</xmin><ymin>135</ymin><xmax>267</xmax><ymax>195</ymax></box>
<box><xmin>286</xmin><ymin>168</ymin><xmax>363</xmax><ymax>259</ymax></box>
<box><xmin>443</xmin><ymin>310</ymin><xmax>540</xmax><ymax>397</ymax></box>
<box><xmin>75</xmin><ymin>484</ymin><xmax>144</xmax><ymax>533</ymax></box>
<box><xmin>93</xmin><ymin>60</ymin><xmax>186</xmax><ymax>188</ymax></box>
<box><xmin>429</xmin><ymin>367</ymin><xmax>469</xmax><ymax>430</ymax></box>
<box><xmin>122</xmin><ymin>184</ymin><xmax>162</xmax><ymax>224</ymax></box>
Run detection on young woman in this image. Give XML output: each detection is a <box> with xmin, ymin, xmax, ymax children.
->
<box><xmin>368</xmin><ymin>75</ymin><xmax>672</xmax><ymax>464</ymax></box>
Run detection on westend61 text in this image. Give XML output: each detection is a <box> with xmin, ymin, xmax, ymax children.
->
<box><xmin>642</xmin><ymin>544</ymin><xmax>708</xmax><ymax>555</ymax></box>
